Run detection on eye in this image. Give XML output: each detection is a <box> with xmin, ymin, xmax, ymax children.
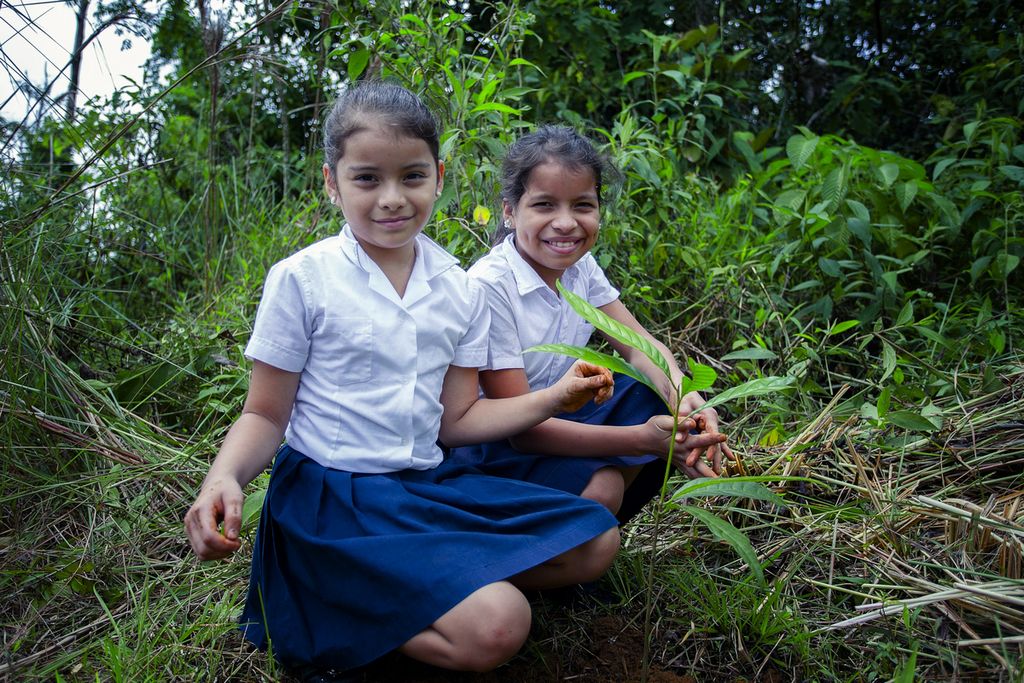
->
<box><xmin>404</xmin><ymin>171</ymin><xmax>428</xmax><ymax>182</ymax></box>
<box><xmin>352</xmin><ymin>173</ymin><xmax>377</xmax><ymax>184</ymax></box>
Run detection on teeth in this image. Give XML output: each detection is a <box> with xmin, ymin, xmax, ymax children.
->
<box><xmin>548</xmin><ymin>241</ymin><xmax>577</xmax><ymax>248</ymax></box>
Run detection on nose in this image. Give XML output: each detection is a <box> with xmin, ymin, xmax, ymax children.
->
<box><xmin>551</xmin><ymin>209</ymin><xmax>576</xmax><ymax>232</ymax></box>
<box><xmin>378</xmin><ymin>182</ymin><xmax>406</xmax><ymax>210</ymax></box>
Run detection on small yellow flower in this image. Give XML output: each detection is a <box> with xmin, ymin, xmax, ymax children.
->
<box><xmin>472</xmin><ymin>205</ymin><xmax>491</xmax><ymax>225</ymax></box>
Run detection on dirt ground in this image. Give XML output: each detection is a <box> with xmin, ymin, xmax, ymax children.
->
<box><xmin>312</xmin><ymin>611</ymin><xmax>700</xmax><ymax>683</ymax></box>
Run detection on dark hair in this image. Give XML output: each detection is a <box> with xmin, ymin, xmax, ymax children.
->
<box><xmin>323</xmin><ymin>80</ymin><xmax>440</xmax><ymax>176</ymax></box>
<box><xmin>493</xmin><ymin>125</ymin><xmax>621</xmax><ymax>244</ymax></box>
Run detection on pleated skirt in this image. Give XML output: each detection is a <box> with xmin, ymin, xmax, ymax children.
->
<box><xmin>239</xmin><ymin>444</ymin><xmax>618</xmax><ymax>672</ymax></box>
<box><xmin>448</xmin><ymin>374</ymin><xmax>668</xmax><ymax>520</ymax></box>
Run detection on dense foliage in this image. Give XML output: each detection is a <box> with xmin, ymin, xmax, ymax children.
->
<box><xmin>1</xmin><ymin>1</ymin><xmax>1021</xmax><ymax>680</ymax></box>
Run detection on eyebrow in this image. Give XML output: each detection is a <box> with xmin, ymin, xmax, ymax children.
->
<box><xmin>526</xmin><ymin>190</ymin><xmax>598</xmax><ymax>200</ymax></box>
<box><xmin>346</xmin><ymin>161</ymin><xmax>434</xmax><ymax>172</ymax></box>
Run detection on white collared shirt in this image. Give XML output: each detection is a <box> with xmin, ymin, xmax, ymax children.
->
<box><xmin>245</xmin><ymin>225</ymin><xmax>489</xmax><ymax>473</ymax></box>
<box><xmin>468</xmin><ymin>234</ymin><xmax>619</xmax><ymax>392</ymax></box>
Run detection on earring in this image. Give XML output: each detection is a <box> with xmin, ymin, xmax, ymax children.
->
<box><xmin>503</xmin><ymin>219</ymin><xmax>512</xmax><ymax>229</ymax></box>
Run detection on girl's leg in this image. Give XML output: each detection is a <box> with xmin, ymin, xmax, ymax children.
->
<box><xmin>509</xmin><ymin>526</ymin><xmax>620</xmax><ymax>590</ymax></box>
<box><xmin>579</xmin><ymin>466</ymin><xmax>626</xmax><ymax>513</ymax></box>
<box><xmin>399</xmin><ymin>581</ymin><xmax>531</xmax><ymax>672</ymax></box>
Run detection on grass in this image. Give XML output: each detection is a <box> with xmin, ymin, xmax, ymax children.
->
<box><xmin>2</xmin><ymin>341</ymin><xmax>1021</xmax><ymax>681</ymax></box>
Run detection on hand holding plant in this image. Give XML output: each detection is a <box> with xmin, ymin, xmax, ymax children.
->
<box><xmin>638</xmin><ymin>414</ymin><xmax>726</xmax><ymax>478</ymax></box>
<box><xmin>547</xmin><ymin>359</ymin><xmax>615</xmax><ymax>413</ymax></box>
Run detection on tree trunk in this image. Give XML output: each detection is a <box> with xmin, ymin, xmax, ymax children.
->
<box><xmin>66</xmin><ymin>0</ymin><xmax>91</xmax><ymax>122</ymax></box>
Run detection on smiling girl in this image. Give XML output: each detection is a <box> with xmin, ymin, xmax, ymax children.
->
<box><xmin>450</xmin><ymin>125</ymin><xmax>732</xmax><ymax>524</ymax></box>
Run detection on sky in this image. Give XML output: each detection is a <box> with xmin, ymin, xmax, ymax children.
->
<box><xmin>0</xmin><ymin>0</ymin><xmax>152</xmax><ymax>122</ymax></box>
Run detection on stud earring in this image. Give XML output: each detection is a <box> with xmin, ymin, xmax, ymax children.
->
<box><xmin>503</xmin><ymin>219</ymin><xmax>512</xmax><ymax>229</ymax></box>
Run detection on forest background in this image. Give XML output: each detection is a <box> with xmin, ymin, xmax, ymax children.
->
<box><xmin>1</xmin><ymin>0</ymin><xmax>1022</xmax><ymax>680</ymax></box>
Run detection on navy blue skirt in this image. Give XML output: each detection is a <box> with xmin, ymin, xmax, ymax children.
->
<box><xmin>448</xmin><ymin>374</ymin><xmax>669</xmax><ymax>523</ymax></box>
<box><xmin>240</xmin><ymin>445</ymin><xmax>617</xmax><ymax>671</ymax></box>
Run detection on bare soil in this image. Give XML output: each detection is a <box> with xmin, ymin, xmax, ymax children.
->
<box><xmin>315</xmin><ymin>609</ymin><xmax>701</xmax><ymax>683</ymax></box>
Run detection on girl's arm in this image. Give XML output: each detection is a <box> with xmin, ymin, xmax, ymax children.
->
<box><xmin>184</xmin><ymin>360</ymin><xmax>300</xmax><ymax>560</ymax></box>
<box><xmin>479</xmin><ymin>368</ymin><xmax>724</xmax><ymax>478</ymax></box>
<box><xmin>438</xmin><ymin>360</ymin><xmax>613</xmax><ymax>447</ymax></box>
<box><xmin>597</xmin><ymin>299</ymin><xmax>734</xmax><ymax>473</ymax></box>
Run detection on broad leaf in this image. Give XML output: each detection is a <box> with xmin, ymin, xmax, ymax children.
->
<box><xmin>721</xmin><ymin>347</ymin><xmax>778</xmax><ymax>361</ymax></box>
<box><xmin>686</xmin><ymin>359</ymin><xmax>717</xmax><ymax>392</ymax></box>
<box><xmin>887</xmin><ymin>410</ymin><xmax>941</xmax><ymax>432</ymax></box>
<box><xmin>670</xmin><ymin>477</ymin><xmax>787</xmax><ymax>507</ymax></box>
<box><xmin>881</xmin><ymin>342</ymin><xmax>897</xmax><ymax>382</ymax></box>
<box><xmin>525</xmin><ymin>343</ymin><xmax>663</xmax><ymax>402</ymax></box>
<box><xmin>555</xmin><ymin>280</ymin><xmax>673</xmax><ymax>380</ymax></box>
<box><xmin>878</xmin><ymin>163</ymin><xmax>899</xmax><ymax>188</ymax></box>
<box><xmin>242</xmin><ymin>486</ymin><xmax>267</xmax><ymax>530</ymax></box>
<box><xmin>682</xmin><ymin>504</ymin><xmax>765</xmax><ymax>585</ymax></box>
<box><xmin>896</xmin><ymin>181</ymin><xmax>918</xmax><ymax>212</ymax></box>
<box><xmin>828</xmin><ymin>320</ymin><xmax>860</xmax><ymax>336</ymax></box>
<box><xmin>698</xmin><ymin>376</ymin><xmax>795</xmax><ymax>414</ymax></box>
<box><xmin>786</xmin><ymin>134</ymin><xmax>818</xmax><ymax>170</ymax></box>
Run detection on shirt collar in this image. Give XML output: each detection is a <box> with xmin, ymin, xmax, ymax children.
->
<box><xmin>497</xmin><ymin>233</ymin><xmax>579</xmax><ymax>297</ymax></box>
<box><xmin>338</xmin><ymin>224</ymin><xmax>460</xmax><ymax>305</ymax></box>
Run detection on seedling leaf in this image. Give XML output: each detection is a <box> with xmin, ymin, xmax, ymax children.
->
<box><xmin>682</xmin><ymin>504</ymin><xmax>765</xmax><ymax>585</ymax></box>
<box><xmin>555</xmin><ymin>280</ymin><xmax>673</xmax><ymax>380</ymax></box>
<box><xmin>525</xmin><ymin>343</ymin><xmax>662</xmax><ymax>399</ymax></box>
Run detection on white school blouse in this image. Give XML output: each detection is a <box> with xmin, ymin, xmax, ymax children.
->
<box><xmin>468</xmin><ymin>234</ymin><xmax>619</xmax><ymax>393</ymax></box>
<box><xmin>245</xmin><ymin>225</ymin><xmax>489</xmax><ymax>473</ymax></box>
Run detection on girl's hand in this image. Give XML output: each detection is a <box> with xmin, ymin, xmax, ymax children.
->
<box><xmin>184</xmin><ymin>477</ymin><xmax>244</xmax><ymax>561</ymax></box>
<box><xmin>677</xmin><ymin>391</ymin><xmax>735</xmax><ymax>475</ymax></box>
<box><xmin>642</xmin><ymin>415</ymin><xmax>729</xmax><ymax>479</ymax></box>
<box><xmin>550</xmin><ymin>360</ymin><xmax>614</xmax><ymax>413</ymax></box>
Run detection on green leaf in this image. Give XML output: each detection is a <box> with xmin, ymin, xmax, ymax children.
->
<box><xmin>970</xmin><ymin>256</ymin><xmax>993</xmax><ymax>283</ymax></box>
<box><xmin>846</xmin><ymin>217</ymin><xmax>872</xmax><ymax>246</ymax></box>
<box><xmin>525</xmin><ymin>344</ymin><xmax>663</xmax><ymax>403</ymax></box>
<box><xmin>877</xmin><ymin>386</ymin><xmax>892</xmax><ymax>417</ymax></box>
<box><xmin>555</xmin><ymin>280</ymin><xmax>673</xmax><ymax>380</ymax></box>
<box><xmin>721</xmin><ymin>347</ymin><xmax>778</xmax><ymax>361</ymax></box>
<box><xmin>242</xmin><ymin>486</ymin><xmax>266</xmax><ymax>529</ymax></box>
<box><xmin>622</xmin><ymin>71</ymin><xmax>648</xmax><ymax>85</ymax></box>
<box><xmin>887</xmin><ymin>410</ymin><xmax>941</xmax><ymax>432</ymax></box>
<box><xmin>733</xmin><ymin>132</ymin><xmax>762</xmax><ymax>173</ymax></box>
<box><xmin>786</xmin><ymin>134</ymin><xmax>818</xmax><ymax>170</ymax></box>
<box><xmin>681</xmin><ymin>504</ymin><xmax>765</xmax><ymax>585</ymax></box>
<box><xmin>469</xmin><ymin>102</ymin><xmax>521</xmax><ymax>115</ymax></box>
<box><xmin>932</xmin><ymin>157</ymin><xmax>957</xmax><ymax>181</ymax></box>
<box><xmin>828</xmin><ymin>320</ymin><xmax>860</xmax><ymax>335</ymax></box>
<box><xmin>895</xmin><ymin>300</ymin><xmax>914</xmax><ymax>326</ymax></box>
<box><xmin>895</xmin><ymin>181</ymin><xmax>918</xmax><ymax>212</ymax></box>
<box><xmin>822</xmin><ymin>166</ymin><xmax>847</xmax><ymax>208</ymax></box>
<box><xmin>347</xmin><ymin>49</ymin><xmax>370</xmax><ymax>81</ymax></box>
<box><xmin>878</xmin><ymin>163</ymin><xmax>899</xmax><ymax>188</ymax></box>
<box><xmin>998</xmin><ymin>165</ymin><xmax>1024</xmax><ymax>185</ymax></box>
<box><xmin>915</xmin><ymin>325</ymin><xmax>954</xmax><ymax>350</ymax></box>
<box><xmin>699</xmin><ymin>376</ymin><xmax>795</xmax><ymax>414</ymax></box>
<box><xmin>845</xmin><ymin>199</ymin><xmax>870</xmax><ymax>222</ymax></box>
<box><xmin>818</xmin><ymin>257</ymin><xmax>841</xmax><ymax>277</ymax></box>
<box><xmin>993</xmin><ymin>253</ymin><xmax>1021</xmax><ymax>280</ymax></box>
<box><xmin>963</xmin><ymin>120</ymin><xmax>980</xmax><ymax>143</ymax></box>
<box><xmin>670</xmin><ymin>477</ymin><xmax>787</xmax><ymax>507</ymax></box>
<box><xmin>687</xmin><ymin>359</ymin><xmax>717</xmax><ymax>392</ymax></box>
<box><xmin>881</xmin><ymin>342</ymin><xmax>897</xmax><ymax>382</ymax></box>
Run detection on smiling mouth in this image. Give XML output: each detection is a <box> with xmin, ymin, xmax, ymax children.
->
<box><xmin>375</xmin><ymin>216</ymin><xmax>412</xmax><ymax>226</ymax></box>
<box><xmin>544</xmin><ymin>238</ymin><xmax>583</xmax><ymax>252</ymax></box>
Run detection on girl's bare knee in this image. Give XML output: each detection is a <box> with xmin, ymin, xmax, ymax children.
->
<box><xmin>576</xmin><ymin>526</ymin><xmax>620</xmax><ymax>582</ymax></box>
<box><xmin>581</xmin><ymin>468</ymin><xmax>625</xmax><ymax>514</ymax></box>
<box><xmin>453</xmin><ymin>583</ymin><xmax>531</xmax><ymax>671</ymax></box>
